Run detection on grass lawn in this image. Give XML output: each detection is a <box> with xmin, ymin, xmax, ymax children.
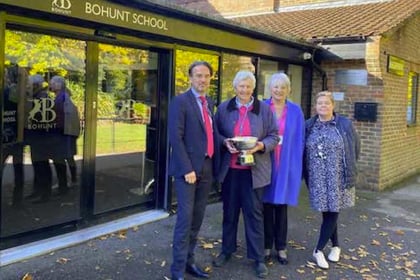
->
<box><xmin>76</xmin><ymin>121</ymin><xmax>147</xmax><ymax>155</ymax></box>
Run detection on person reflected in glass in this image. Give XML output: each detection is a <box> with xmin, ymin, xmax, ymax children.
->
<box><xmin>304</xmin><ymin>91</ymin><xmax>360</xmax><ymax>269</ymax></box>
<box><xmin>213</xmin><ymin>70</ymin><xmax>279</xmax><ymax>279</ymax></box>
<box><xmin>48</xmin><ymin>75</ymin><xmax>80</xmax><ymax>196</ymax></box>
<box><xmin>262</xmin><ymin>73</ymin><xmax>305</xmax><ymax>265</ymax></box>
<box><xmin>25</xmin><ymin>74</ymin><xmax>53</xmax><ymax>203</ymax></box>
<box><xmin>168</xmin><ymin>61</ymin><xmax>217</xmax><ymax>280</ymax></box>
<box><xmin>63</xmin><ymin>87</ymin><xmax>80</xmax><ymax>185</ymax></box>
<box><xmin>2</xmin><ymin>65</ymin><xmax>24</xmax><ymax>207</ymax></box>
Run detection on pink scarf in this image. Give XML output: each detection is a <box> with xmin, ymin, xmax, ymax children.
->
<box><xmin>270</xmin><ymin>101</ymin><xmax>288</xmax><ymax>170</ymax></box>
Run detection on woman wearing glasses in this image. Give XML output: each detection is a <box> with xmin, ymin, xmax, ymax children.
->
<box><xmin>304</xmin><ymin>91</ymin><xmax>360</xmax><ymax>269</ymax></box>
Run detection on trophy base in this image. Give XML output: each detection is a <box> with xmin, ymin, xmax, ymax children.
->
<box><xmin>238</xmin><ymin>154</ymin><xmax>255</xmax><ymax>166</ymax></box>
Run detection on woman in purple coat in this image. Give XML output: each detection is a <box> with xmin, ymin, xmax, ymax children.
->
<box><xmin>262</xmin><ymin>73</ymin><xmax>305</xmax><ymax>264</ymax></box>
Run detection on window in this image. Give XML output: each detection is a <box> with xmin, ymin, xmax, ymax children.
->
<box><xmin>2</xmin><ymin>30</ymin><xmax>86</xmax><ymax>236</ymax></box>
<box><xmin>221</xmin><ymin>54</ymin><xmax>254</xmax><ymax>102</ymax></box>
<box><xmin>258</xmin><ymin>59</ymin><xmax>286</xmax><ymax>100</ymax></box>
<box><xmin>407</xmin><ymin>72</ymin><xmax>419</xmax><ymax>125</ymax></box>
<box><xmin>174</xmin><ymin>49</ymin><xmax>219</xmax><ymax>100</ymax></box>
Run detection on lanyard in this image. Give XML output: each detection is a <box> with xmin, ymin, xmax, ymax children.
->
<box><xmin>238</xmin><ymin>106</ymin><xmax>249</xmax><ymax>135</ymax></box>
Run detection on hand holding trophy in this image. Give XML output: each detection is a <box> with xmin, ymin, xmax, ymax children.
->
<box><xmin>228</xmin><ymin>136</ymin><xmax>259</xmax><ymax>166</ymax></box>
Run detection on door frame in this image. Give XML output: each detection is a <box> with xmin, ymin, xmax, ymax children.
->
<box><xmin>0</xmin><ymin>13</ymin><xmax>172</xmax><ymax>243</ymax></box>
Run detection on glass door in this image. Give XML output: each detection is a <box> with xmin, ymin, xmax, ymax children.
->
<box><xmin>1</xmin><ymin>30</ymin><xmax>85</xmax><ymax>237</ymax></box>
<box><xmin>94</xmin><ymin>44</ymin><xmax>158</xmax><ymax>214</ymax></box>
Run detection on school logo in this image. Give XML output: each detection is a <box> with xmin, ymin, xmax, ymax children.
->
<box><xmin>51</xmin><ymin>0</ymin><xmax>72</xmax><ymax>15</ymax></box>
<box><xmin>27</xmin><ymin>98</ymin><xmax>57</xmax><ymax>130</ymax></box>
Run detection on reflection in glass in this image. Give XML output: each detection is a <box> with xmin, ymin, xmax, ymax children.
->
<box><xmin>1</xmin><ymin>30</ymin><xmax>85</xmax><ymax>238</ymax></box>
<box><xmin>94</xmin><ymin>44</ymin><xmax>157</xmax><ymax>213</ymax></box>
<box><xmin>174</xmin><ymin>50</ymin><xmax>219</xmax><ymax>101</ymax></box>
<box><xmin>221</xmin><ymin>54</ymin><xmax>254</xmax><ymax>102</ymax></box>
<box><xmin>258</xmin><ymin>59</ymin><xmax>284</xmax><ymax>100</ymax></box>
<box><xmin>288</xmin><ymin>65</ymin><xmax>303</xmax><ymax>105</ymax></box>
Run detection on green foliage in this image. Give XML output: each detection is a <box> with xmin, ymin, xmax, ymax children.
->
<box><xmin>221</xmin><ymin>54</ymin><xmax>255</xmax><ymax>102</ymax></box>
<box><xmin>175</xmin><ymin>50</ymin><xmax>219</xmax><ymax>99</ymax></box>
<box><xmin>5</xmin><ymin>30</ymin><xmax>85</xmax><ymax>77</ymax></box>
<box><xmin>97</xmin><ymin>91</ymin><xmax>117</xmax><ymax>118</ymax></box>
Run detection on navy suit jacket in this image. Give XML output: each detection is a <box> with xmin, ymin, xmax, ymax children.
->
<box><xmin>168</xmin><ymin>89</ymin><xmax>218</xmax><ymax>178</ymax></box>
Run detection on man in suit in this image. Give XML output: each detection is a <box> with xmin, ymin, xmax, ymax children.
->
<box><xmin>169</xmin><ymin>61</ymin><xmax>216</xmax><ymax>280</ymax></box>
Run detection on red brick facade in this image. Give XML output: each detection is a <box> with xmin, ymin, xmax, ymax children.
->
<box><xmin>378</xmin><ymin>15</ymin><xmax>420</xmax><ymax>189</ymax></box>
<box><xmin>312</xmin><ymin>15</ymin><xmax>420</xmax><ymax>190</ymax></box>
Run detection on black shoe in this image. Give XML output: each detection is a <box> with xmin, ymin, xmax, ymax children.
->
<box><xmin>255</xmin><ymin>262</ymin><xmax>268</xmax><ymax>278</ymax></box>
<box><xmin>58</xmin><ymin>187</ymin><xmax>69</xmax><ymax>195</ymax></box>
<box><xmin>185</xmin><ymin>263</ymin><xmax>209</xmax><ymax>278</ymax></box>
<box><xmin>264</xmin><ymin>254</ymin><xmax>272</xmax><ymax>264</ymax></box>
<box><xmin>277</xmin><ymin>255</ymin><xmax>288</xmax><ymax>265</ymax></box>
<box><xmin>277</xmin><ymin>250</ymin><xmax>288</xmax><ymax>265</ymax></box>
<box><xmin>32</xmin><ymin>196</ymin><xmax>50</xmax><ymax>204</ymax></box>
<box><xmin>12</xmin><ymin>197</ymin><xmax>23</xmax><ymax>207</ymax></box>
<box><xmin>277</xmin><ymin>256</ymin><xmax>288</xmax><ymax>265</ymax></box>
<box><xmin>25</xmin><ymin>192</ymin><xmax>41</xmax><ymax>199</ymax></box>
<box><xmin>213</xmin><ymin>253</ymin><xmax>231</xmax><ymax>267</ymax></box>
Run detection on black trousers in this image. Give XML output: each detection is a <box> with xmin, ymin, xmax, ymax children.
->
<box><xmin>170</xmin><ymin>158</ymin><xmax>213</xmax><ymax>278</ymax></box>
<box><xmin>263</xmin><ymin>203</ymin><xmax>288</xmax><ymax>251</ymax></box>
<box><xmin>2</xmin><ymin>144</ymin><xmax>24</xmax><ymax>204</ymax></box>
<box><xmin>53</xmin><ymin>159</ymin><xmax>68</xmax><ymax>193</ymax></box>
<box><xmin>66</xmin><ymin>156</ymin><xmax>77</xmax><ymax>183</ymax></box>
<box><xmin>316</xmin><ymin>211</ymin><xmax>339</xmax><ymax>251</ymax></box>
<box><xmin>221</xmin><ymin>168</ymin><xmax>265</xmax><ymax>262</ymax></box>
<box><xmin>32</xmin><ymin>160</ymin><xmax>52</xmax><ymax>199</ymax></box>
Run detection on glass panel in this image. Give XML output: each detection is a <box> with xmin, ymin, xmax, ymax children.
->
<box><xmin>288</xmin><ymin>64</ymin><xmax>303</xmax><ymax>105</ymax></box>
<box><xmin>221</xmin><ymin>54</ymin><xmax>254</xmax><ymax>102</ymax></box>
<box><xmin>258</xmin><ymin>59</ymin><xmax>289</xmax><ymax>100</ymax></box>
<box><xmin>94</xmin><ymin>44</ymin><xmax>157</xmax><ymax>213</ymax></box>
<box><xmin>1</xmin><ymin>30</ymin><xmax>85</xmax><ymax>237</ymax></box>
<box><xmin>258</xmin><ymin>59</ymin><xmax>280</xmax><ymax>100</ymax></box>
<box><xmin>407</xmin><ymin>72</ymin><xmax>418</xmax><ymax>125</ymax></box>
<box><xmin>175</xmin><ymin>50</ymin><xmax>219</xmax><ymax>100</ymax></box>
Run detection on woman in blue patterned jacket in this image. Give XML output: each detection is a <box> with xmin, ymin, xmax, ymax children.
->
<box><xmin>304</xmin><ymin>91</ymin><xmax>360</xmax><ymax>269</ymax></box>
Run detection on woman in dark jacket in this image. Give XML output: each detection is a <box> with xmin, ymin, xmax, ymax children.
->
<box><xmin>213</xmin><ymin>70</ymin><xmax>279</xmax><ymax>279</ymax></box>
<box><xmin>304</xmin><ymin>91</ymin><xmax>360</xmax><ymax>269</ymax></box>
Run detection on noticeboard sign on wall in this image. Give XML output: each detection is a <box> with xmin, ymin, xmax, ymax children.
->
<box><xmin>387</xmin><ymin>55</ymin><xmax>405</xmax><ymax>76</ymax></box>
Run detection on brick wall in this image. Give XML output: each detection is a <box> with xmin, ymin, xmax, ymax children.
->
<box><xmin>280</xmin><ymin>0</ymin><xmax>330</xmax><ymax>7</ymax></box>
<box><xmin>312</xmin><ymin>14</ymin><xmax>420</xmax><ymax>190</ymax></box>
<box><xmin>312</xmin><ymin>55</ymin><xmax>383</xmax><ymax>190</ymax></box>
<box><xmin>378</xmin><ymin>15</ymin><xmax>420</xmax><ymax>189</ymax></box>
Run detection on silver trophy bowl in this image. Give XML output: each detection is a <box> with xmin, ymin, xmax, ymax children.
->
<box><xmin>230</xmin><ymin>136</ymin><xmax>258</xmax><ymax>150</ymax></box>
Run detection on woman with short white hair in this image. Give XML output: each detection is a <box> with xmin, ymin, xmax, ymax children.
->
<box><xmin>213</xmin><ymin>70</ymin><xmax>279</xmax><ymax>279</ymax></box>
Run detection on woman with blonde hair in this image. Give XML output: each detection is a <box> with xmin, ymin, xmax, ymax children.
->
<box><xmin>262</xmin><ymin>73</ymin><xmax>305</xmax><ymax>265</ymax></box>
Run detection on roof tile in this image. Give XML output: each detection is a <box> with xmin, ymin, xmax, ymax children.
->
<box><xmin>232</xmin><ymin>0</ymin><xmax>420</xmax><ymax>41</ymax></box>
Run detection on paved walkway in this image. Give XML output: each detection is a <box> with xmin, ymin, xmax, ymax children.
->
<box><xmin>1</xmin><ymin>176</ymin><xmax>419</xmax><ymax>280</ymax></box>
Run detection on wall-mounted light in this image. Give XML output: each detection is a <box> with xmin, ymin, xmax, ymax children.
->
<box><xmin>302</xmin><ymin>52</ymin><xmax>312</xmax><ymax>60</ymax></box>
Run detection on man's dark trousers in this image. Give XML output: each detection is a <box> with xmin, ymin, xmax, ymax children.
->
<box><xmin>170</xmin><ymin>158</ymin><xmax>212</xmax><ymax>278</ymax></box>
